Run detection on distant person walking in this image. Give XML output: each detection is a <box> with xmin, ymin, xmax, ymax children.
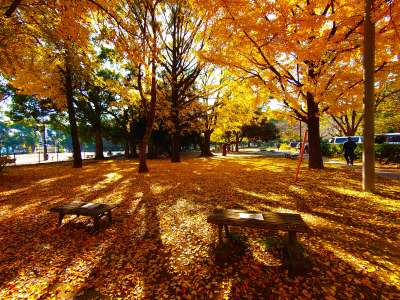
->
<box><xmin>276</xmin><ymin>143</ymin><xmax>281</xmax><ymax>151</ymax></box>
<box><xmin>343</xmin><ymin>137</ymin><xmax>357</xmax><ymax>166</ymax></box>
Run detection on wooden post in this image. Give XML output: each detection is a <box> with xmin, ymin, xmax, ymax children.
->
<box><xmin>295</xmin><ymin>130</ymin><xmax>308</xmax><ymax>182</ymax></box>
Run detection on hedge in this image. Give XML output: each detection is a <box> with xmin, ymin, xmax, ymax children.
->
<box><xmin>321</xmin><ymin>141</ymin><xmax>400</xmax><ymax>163</ymax></box>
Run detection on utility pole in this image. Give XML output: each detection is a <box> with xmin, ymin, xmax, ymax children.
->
<box><xmin>363</xmin><ymin>0</ymin><xmax>375</xmax><ymax>192</ymax></box>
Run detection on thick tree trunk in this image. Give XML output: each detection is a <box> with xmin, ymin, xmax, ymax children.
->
<box><xmin>42</xmin><ymin>125</ymin><xmax>48</xmax><ymax>161</ymax></box>
<box><xmin>65</xmin><ymin>63</ymin><xmax>82</xmax><ymax>168</ymax></box>
<box><xmin>200</xmin><ymin>130</ymin><xmax>213</xmax><ymax>157</ymax></box>
<box><xmin>94</xmin><ymin>128</ymin><xmax>104</xmax><ymax>159</ymax></box>
<box><xmin>306</xmin><ymin>92</ymin><xmax>323</xmax><ymax>169</ymax></box>
<box><xmin>138</xmin><ymin>138</ymin><xmax>148</xmax><ymax>173</ymax></box>
<box><xmin>363</xmin><ymin>0</ymin><xmax>375</xmax><ymax>192</ymax></box>
<box><xmin>129</xmin><ymin>138</ymin><xmax>137</xmax><ymax>158</ymax></box>
<box><xmin>124</xmin><ymin>141</ymin><xmax>130</xmax><ymax>158</ymax></box>
<box><xmin>171</xmin><ymin>131</ymin><xmax>181</xmax><ymax>162</ymax></box>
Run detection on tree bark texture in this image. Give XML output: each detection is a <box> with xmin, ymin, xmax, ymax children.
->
<box><xmin>94</xmin><ymin>128</ymin><xmax>104</xmax><ymax>159</ymax></box>
<box><xmin>41</xmin><ymin>125</ymin><xmax>48</xmax><ymax>161</ymax></box>
<box><xmin>200</xmin><ymin>130</ymin><xmax>213</xmax><ymax>157</ymax></box>
<box><xmin>65</xmin><ymin>62</ymin><xmax>82</xmax><ymax>168</ymax></box>
<box><xmin>363</xmin><ymin>0</ymin><xmax>375</xmax><ymax>192</ymax></box>
<box><xmin>171</xmin><ymin>131</ymin><xmax>181</xmax><ymax>162</ymax></box>
<box><xmin>306</xmin><ymin>92</ymin><xmax>323</xmax><ymax>169</ymax></box>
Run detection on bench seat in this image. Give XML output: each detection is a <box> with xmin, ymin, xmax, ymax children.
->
<box><xmin>207</xmin><ymin>208</ymin><xmax>309</xmax><ymax>245</ymax></box>
<box><xmin>49</xmin><ymin>202</ymin><xmax>119</xmax><ymax>232</ymax></box>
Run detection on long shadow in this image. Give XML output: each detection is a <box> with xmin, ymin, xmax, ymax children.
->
<box><xmin>1</xmin><ymin>156</ymin><xmax>399</xmax><ymax>298</ymax></box>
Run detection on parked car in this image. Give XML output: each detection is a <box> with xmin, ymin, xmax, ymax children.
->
<box><xmin>375</xmin><ymin>133</ymin><xmax>400</xmax><ymax>144</ymax></box>
<box><xmin>328</xmin><ymin>136</ymin><xmax>363</xmax><ymax>144</ymax></box>
<box><xmin>289</xmin><ymin>141</ymin><xmax>299</xmax><ymax>148</ymax></box>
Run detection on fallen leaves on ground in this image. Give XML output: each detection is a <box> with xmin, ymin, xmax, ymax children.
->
<box><xmin>0</xmin><ymin>154</ymin><xmax>399</xmax><ymax>299</ymax></box>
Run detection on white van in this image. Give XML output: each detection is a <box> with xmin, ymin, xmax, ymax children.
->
<box><xmin>328</xmin><ymin>136</ymin><xmax>363</xmax><ymax>144</ymax></box>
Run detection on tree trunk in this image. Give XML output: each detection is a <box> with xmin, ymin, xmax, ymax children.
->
<box><xmin>138</xmin><ymin>11</ymin><xmax>158</xmax><ymax>173</ymax></box>
<box><xmin>200</xmin><ymin>130</ymin><xmax>213</xmax><ymax>157</ymax></box>
<box><xmin>65</xmin><ymin>62</ymin><xmax>82</xmax><ymax>168</ymax></box>
<box><xmin>138</xmin><ymin>138</ymin><xmax>148</xmax><ymax>173</ymax></box>
<box><xmin>129</xmin><ymin>138</ymin><xmax>137</xmax><ymax>158</ymax></box>
<box><xmin>306</xmin><ymin>92</ymin><xmax>323</xmax><ymax>169</ymax></box>
<box><xmin>94</xmin><ymin>127</ymin><xmax>104</xmax><ymax>159</ymax></box>
<box><xmin>235</xmin><ymin>132</ymin><xmax>240</xmax><ymax>152</ymax></box>
<box><xmin>171</xmin><ymin>131</ymin><xmax>181</xmax><ymax>162</ymax></box>
<box><xmin>124</xmin><ymin>141</ymin><xmax>130</xmax><ymax>158</ymax></box>
<box><xmin>41</xmin><ymin>125</ymin><xmax>48</xmax><ymax>161</ymax></box>
<box><xmin>363</xmin><ymin>0</ymin><xmax>375</xmax><ymax>192</ymax></box>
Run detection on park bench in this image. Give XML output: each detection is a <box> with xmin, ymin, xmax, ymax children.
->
<box><xmin>207</xmin><ymin>208</ymin><xmax>309</xmax><ymax>246</ymax></box>
<box><xmin>208</xmin><ymin>209</ymin><xmax>311</xmax><ymax>273</ymax></box>
<box><xmin>0</xmin><ymin>156</ymin><xmax>16</xmax><ymax>172</ymax></box>
<box><xmin>49</xmin><ymin>202</ymin><xmax>119</xmax><ymax>232</ymax></box>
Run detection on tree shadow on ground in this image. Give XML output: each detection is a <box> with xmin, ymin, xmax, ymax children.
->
<box><xmin>0</xmin><ymin>156</ymin><xmax>399</xmax><ymax>298</ymax></box>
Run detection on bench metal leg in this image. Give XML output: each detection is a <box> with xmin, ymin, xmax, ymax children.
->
<box><xmin>288</xmin><ymin>231</ymin><xmax>297</xmax><ymax>247</ymax></box>
<box><xmin>92</xmin><ymin>216</ymin><xmax>100</xmax><ymax>233</ymax></box>
<box><xmin>58</xmin><ymin>213</ymin><xmax>64</xmax><ymax>227</ymax></box>
<box><xmin>218</xmin><ymin>225</ymin><xmax>223</xmax><ymax>245</ymax></box>
<box><xmin>224</xmin><ymin>225</ymin><xmax>229</xmax><ymax>236</ymax></box>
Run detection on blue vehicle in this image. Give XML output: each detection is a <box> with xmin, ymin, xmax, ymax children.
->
<box><xmin>328</xmin><ymin>136</ymin><xmax>363</xmax><ymax>144</ymax></box>
<box><xmin>375</xmin><ymin>133</ymin><xmax>400</xmax><ymax>144</ymax></box>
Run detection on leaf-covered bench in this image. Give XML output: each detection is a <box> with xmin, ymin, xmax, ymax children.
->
<box><xmin>0</xmin><ymin>156</ymin><xmax>16</xmax><ymax>172</ymax></box>
<box><xmin>49</xmin><ymin>202</ymin><xmax>119</xmax><ymax>232</ymax></box>
<box><xmin>207</xmin><ymin>208</ymin><xmax>309</xmax><ymax>247</ymax></box>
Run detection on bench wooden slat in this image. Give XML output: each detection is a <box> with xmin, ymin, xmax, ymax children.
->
<box><xmin>49</xmin><ymin>202</ymin><xmax>119</xmax><ymax>231</ymax></box>
<box><xmin>207</xmin><ymin>208</ymin><xmax>309</xmax><ymax>232</ymax></box>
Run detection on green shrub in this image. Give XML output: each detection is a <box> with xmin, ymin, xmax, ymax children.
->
<box><xmin>320</xmin><ymin>142</ymin><xmax>400</xmax><ymax>162</ymax></box>
<box><xmin>320</xmin><ymin>141</ymin><xmax>343</xmax><ymax>157</ymax></box>
<box><xmin>375</xmin><ymin>144</ymin><xmax>400</xmax><ymax>163</ymax></box>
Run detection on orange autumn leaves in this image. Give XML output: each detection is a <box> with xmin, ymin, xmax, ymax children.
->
<box><xmin>0</xmin><ymin>155</ymin><xmax>399</xmax><ymax>298</ymax></box>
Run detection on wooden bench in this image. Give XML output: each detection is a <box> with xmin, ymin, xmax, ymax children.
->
<box><xmin>49</xmin><ymin>202</ymin><xmax>119</xmax><ymax>232</ymax></box>
<box><xmin>0</xmin><ymin>157</ymin><xmax>16</xmax><ymax>171</ymax></box>
<box><xmin>207</xmin><ymin>208</ymin><xmax>309</xmax><ymax>246</ymax></box>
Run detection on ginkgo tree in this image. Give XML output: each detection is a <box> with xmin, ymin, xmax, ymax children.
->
<box><xmin>159</xmin><ymin>0</ymin><xmax>204</xmax><ymax>163</ymax></box>
<box><xmin>192</xmin><ymin>0</ymin><xmax>400</xmax><ymax>169</ymax></box>
<box><xmin>212</xmin><ymin>79</ymin><xmax>263</xmax><ymax>152</ymax></box>
<box><xmin>1</xmin><ymin>0</ymin><xmax>96</xmax><ymax>168</ymax></box>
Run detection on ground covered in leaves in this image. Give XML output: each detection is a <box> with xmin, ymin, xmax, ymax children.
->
<box><xmin>0</xmin><ymin>154</ymin><xmax>399</xmax><ymax>299</ymax></box>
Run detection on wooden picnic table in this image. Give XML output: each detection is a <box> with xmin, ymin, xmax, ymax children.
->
<box><xmin>207</xmin><ymin>208</ymin><xmax>309</xmax><ymax>246</ymax></box>
<box><xmin>49</xmin><ymin>202</ymin><xmax>119</xmax><ymax>232</ymax></box>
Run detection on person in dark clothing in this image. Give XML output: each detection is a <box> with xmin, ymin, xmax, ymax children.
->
<box><xmin>343</xmin><ymin>137</ymin><xmax>357</xmax><ymax>165</ymax></box>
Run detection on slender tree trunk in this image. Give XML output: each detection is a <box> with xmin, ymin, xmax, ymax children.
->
<box><xmin>138</xmin><ymin>138</ymin><xmax>149</xmax><ymax>172</ymax></box>
<box><xmin>138</xmin><ymin>10</ymin><xmax>158</xmax><ymax>173</ymax></box>
<box><xmin>235</xmin><ymin>132</ymin><xmax>240</xmax><ymax>152</ymax></box>
<box><xmin>200</xmin><ymin>130</ymin><xmax>213</xmax><ymax>157</ymax></box>
<box><xmin>94</xmin><ymin>127</ymin><xmax>104</xmax><ymax>159</ymax></box>
<box><xmin>65</xmin><ymin>62</ymin><xmax>82</xmax><ymax>168</ymax></box>
<box><xmin>171</xmin><ymin>131</ymin><xmax>181</xmax><ymax>162</ymax></box>
<box><xmin>306</xmin><ymin>92</ymin><xmax>323</xmax><ymax>169</ymax></box>
<box><xmin>129</xmin><ymin>138</ymin><xmax>137</xmax><ymax>158</ymax></box>
<box><xmin>42</xmin><ymin>125</ymin><xmax>48</xmax><ymax>161</ymax></box>
<box><xmin>363</xmin><ymin>0</ymin><xmax>375</xmax><ymax>192</ymax></box>
<box><xmin>124</xmin><ymin>141</ymin><xmax>130</xmax><ymax>158</ymax></box>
